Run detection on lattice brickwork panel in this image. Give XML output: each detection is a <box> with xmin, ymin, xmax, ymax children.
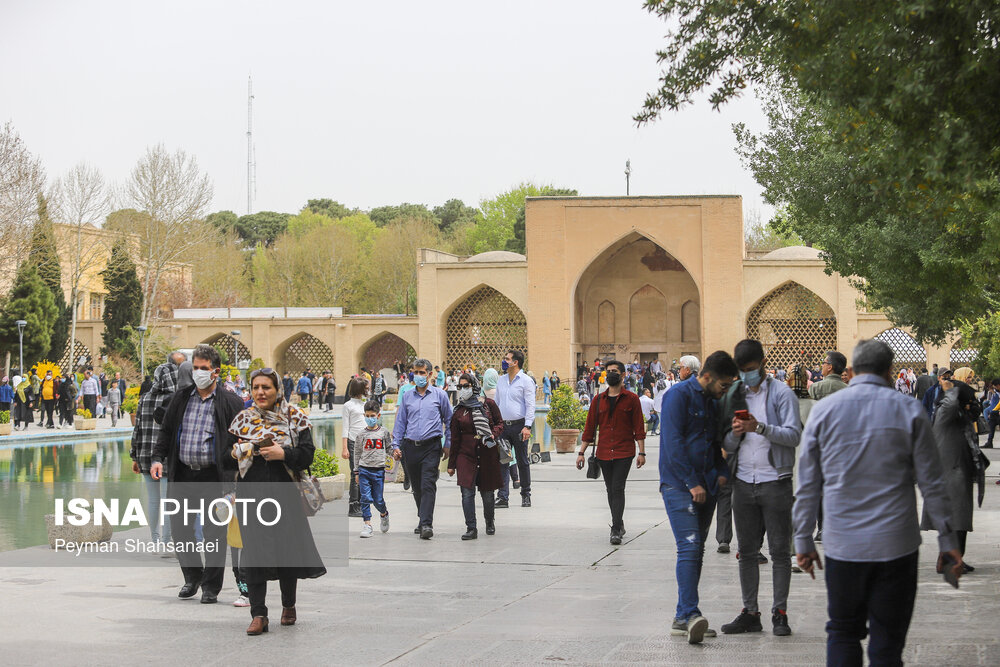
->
<box><xmin>59</xmin><ymin>339</ymin><xmax>93</xmax><ymax>372</ymax></box>
<box><xmin>746</xmin><ymin>283</ymin><xmax>836</xmax><ymax>372</ymax></box>
<box><xmin>282</xmin><ymin>334</ymin><xmax>334</xmax><ymax>376</ymax></box>
<box><xmin>446</xmin><ymin>287</ymin><xmax>527</xmax><ymax>372</ymax></box>
<box><xmin>950</xmin><ymin>342</ymin><xmax>978</xmax><ymax>367</ymax></box>
<box><xmin>875</xmin><ymin>328</ymin><xmax>927</xmax><ymax>377</ymax></box>
<box><xmin>210</xmin><ymin>335</ymin><xmax>252</xmax><ymax>367</ymax></box>
<box><xmin>363</xmin><ymin>334</ymin><xmax>415</xmax><ymax>374</ymax></box>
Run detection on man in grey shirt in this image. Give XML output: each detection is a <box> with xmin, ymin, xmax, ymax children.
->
<box><xmin>793</xmin><ymin>339</ymin><xmax>963</xmax><ymax>666</ymax></box>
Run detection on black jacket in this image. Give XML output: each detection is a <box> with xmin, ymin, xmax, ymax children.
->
<box><xmin>151</xmin><ymin>384</ymin><xmax>244</xmax><ymax>482</ymax></box>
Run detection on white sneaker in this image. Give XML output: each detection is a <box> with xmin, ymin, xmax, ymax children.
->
<box><xmin>380</xmin><ymin>514</ymin><xmax>389</xmax><ymax>533</ymax></box>
<box><xmin>360</xmin><ymin>524</ymin><xmax>374</xmax><ymax>538</ymax></box>
<box><xmin>233</xmin><ymin>595</ymin><xmax>250</xmax><ymax>607</ymax></box>
<box><xmin>687</xmin><ymin>616</ymin><xmax>709</xmax><ymax>644</ymax></box>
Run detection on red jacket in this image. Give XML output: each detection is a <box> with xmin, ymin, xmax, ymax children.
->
<box><xmin>581</xmin><ymin>389</ymin><xmax>646</xmax><ymax>460</ymax></box>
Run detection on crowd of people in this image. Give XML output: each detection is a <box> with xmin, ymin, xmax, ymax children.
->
<box><xmin>0</xmin><ymin>366</ymin><xmax>131</xmax><ymax>430</ymax></box>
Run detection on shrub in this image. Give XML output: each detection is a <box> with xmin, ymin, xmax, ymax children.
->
<box><xmin>311</xmin><ymin>448</ymin><xmax>339</xmax><ymax>477</ymax></box>
<box><xmin>546</xmin><ymin>385</ymin><xmax>588</xmax><ymax>430</ymax></box>
<box><xmin>122</xmin><ymin>397</ymin><xmax>139</xmax><ymax>414</ymax></box>
<box><xmin>297</xmin><ymin>399</ymin><xmax>308</xmax><ymax>409</ymax></box>
<box><xmin>76</xmin><ymin>408</ymin><xmax>92</xmax><ymax>419</ymax></box>
<box><xmin>0</xmin><ymin>410</ymin><xmax>10</xmax><ymax>424</ymax></box>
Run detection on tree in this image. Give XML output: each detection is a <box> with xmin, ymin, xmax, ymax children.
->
<box><xmin>100</xmin><ymin>237</ymin><xmax>143</xmax><ymax>359</ymax></box>
<box><xmin>305</xmin><ymin>199</ymin><xmax>355</xmax><ymax>220</ymax></box>
<box><xmin>369</xmin><ymin>203</ymin><xmax>438</xmax><ymax>228</ymax></box>
<box><xmin>0</xmin><ymin>265</ymin><xmax>58</xmax><ymax>368</ymax></box>
<box><xmin>506</xmin><ymin>187</ymin><xmax>577</xmax><ymax>254</ymax></box>
<box><xmin>233</xmin><ymin>211</ymin><xmax>290</xmax><ymax>247</ymax></box>
<box><xmin>432</xmin><ymin>199</ymin><xmax>479</xmax><ymax>232</ymax></box>
<box><xmin>51</xmin><ymin>162</ymin><xmax>110</xmax><ymax>361</ymax></box>
<box><xmin>0</xmin><ymin>122</ymin><xmax>46</xmax><ymax>273</ymax></box>
<box><xmin>367</xmin><ymin>217</ymin><xmax>443</xmax><ymax>314</ymax></box>
<box><xmin>116</xmin><ymin>144</ymin><xmax>214</xmax><ymax>328</ymax></box>
<box><xmin>206</xmin><ymin>210</ymin><xmax>238</xmax><ymax>233</ymax></box>
<box><xmin>469</xmin><ymin>183</ymin><xmax>576</xmax><ymax>255</ymax></box>
<box><xmin>189</xmin><ymin>225</ymin><xmax>250</xmax><ymax>307</ymax></box>
<box><xmin>29</xmin><ymin>195</ymin><xmax>70</xmax><ymax>360</ymax></box>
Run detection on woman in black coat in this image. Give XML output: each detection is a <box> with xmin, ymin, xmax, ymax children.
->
<box><xmin>229</xmin><ymin>368</ymin><xmax>326</xmax><ymax>636</ymax></box>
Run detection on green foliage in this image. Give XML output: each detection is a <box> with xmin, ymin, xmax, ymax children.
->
<box><xmin>546</xmin><ymin>385</ymin><xmax>587</xmax><ymax>430</ymax></box>
<box><xmin>745</xmin><ymin>208</ymin><xmax>805</xmax><ymax>253</ymax></box>
<box><xmin>369</xmin><ymin>203</ymin><xmax>437</xmax><ymax>228</ymax></box>
<box><xmin>214</xmin><ymin>345</ymin><xmax>230</xmax><ymax>366</ymax></box>
<box><xmin>506</xmin><ymin>187</ymin><xmax>577</xmax><ymax>254</ymax></box>
<box><xmin>305</xmin><ymin>199</ymin><xmax>355</xmax><ymax>220</ymax></box>
<box><xmin>297</xmin><ymin>399</ymin><xmax>308</xmax><ymax>409</ymax></box>
<box><xmin>220</xmin><ymin>364</ymin><xmax>239</xmax><ymax>381</ymax></box>
<box><xmin>0</xmin><ymin>264</ymin><xmax>58</xmax><ymax>366</ymax></box>
<box><xmin>31</xmin><ymin>195</ymin><xmax>70</xmax><ymax>361</ymax></box>
<box><xmin>470</xmin><ymin>183</ymin><xmax>577</xmax><ymax>255</ymax></box>
<box><xmin>101</xmin><ymin>237</ymin><xmax>143</xmax><ymax>359</ymax></box>
<box><xmin>234</xmin><ymin>211</ymin><xmax>290</xmax><ymax>248</ymax></box>
<box><xmin>432</xmin><ymin>199</ymin><xmax>479</xmax><ymax>233</ymax></box>
<box><xmin>248</xmin><ymin>358</ymin><xmax>265</xmax><ymax>373</ymax></box>
<box><xmin>310</xmin><ymin>448</ymin><xmax>339</xmax><ymax>477</ymax></box>
<box><xmin>960</xmin><ymin>316</ymin><xmax>1000</xmax><ymax>380</ymax></box>
<box><xmin>0</xmin><ymin>410</ymin><xmax>10</xmax><ymax>424</ymax></box>
<box><xmin>76</xmin><ymin>408</ymin><xmax>92</xmax><ymax>419</ymax></box>
<box><xmin>206</xmin><ymin>210</ymin><xmax>238</xmax><ymax>233</ymax></box>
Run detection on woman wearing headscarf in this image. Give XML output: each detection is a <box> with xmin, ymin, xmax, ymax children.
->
<box><xmin>13</xmin><ymin>375</ymin><xmax>34</xmax><ymax>430</ymax></box>
<box><xmin>481</xmin><ymin>368</ymin><xmax>500</xmax><ymax>401</ymax></box>
<box><xmin>229</xmin><ymin>368</ymin><xmax>326</xmax><ymax>636</ymax></box>
<box><xmin>447</xmin><ymin>373</ymin><xmax>504</xmax><ymax>539</ymax></box>
<box><xmin>895</xmin><ymin>371</ymin><xmax>912</xmax><ymax>395</ymax></box>
<box><xmin>0</xmin><ymin>376</ymin><xmax>13</xmax><ymax>415</ymax></box>
<box><xmin>921</xmin><ymin>366</ymin><xmax>985</xmax><ymax>573</ymax></box>
<box><xmin>542</xmin><ymin>371</ymin><xmax>552</xmax><ymax>405</ymax></box>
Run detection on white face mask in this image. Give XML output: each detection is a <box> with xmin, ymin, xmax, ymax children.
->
<box><xmin>456</xmin><ymin>387</ymin><xmax>473</xmax><ymax>403</ymax></box>
<box><xmin>192</xmin><ymin>369</ymin><xmax>215</xmax><ymax>390</ymax></box>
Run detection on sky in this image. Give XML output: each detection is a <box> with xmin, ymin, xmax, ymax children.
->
<box><xmin>1</xmin><ymin>1</ymin><xmax>771</xmax><ymax>222</ymax></box>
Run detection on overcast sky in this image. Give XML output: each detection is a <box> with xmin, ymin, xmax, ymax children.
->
<box><xmin>2</xmin><ymin>1</ymin><xmax>770</xmax><ymax>222</ymax></box>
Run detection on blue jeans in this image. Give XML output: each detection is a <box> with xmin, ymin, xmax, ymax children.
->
<box><xmin>358</xmin><ymin>466</ymin><xmax>387</xmax><ymax>521</ymax></box>
<box><xmin>647</xmin><ymin>413</ymin><xmax>659</xmax><ymax>433</ymax></box>
<box><xmin>661</xmin><ymin>484</ymin><xmax>717</xmax><ymax>620</ymax></box>
<box><xmin>141</xmin><ymin>472</ymin><xmax>171</xmax><ymax>543</ymax></box>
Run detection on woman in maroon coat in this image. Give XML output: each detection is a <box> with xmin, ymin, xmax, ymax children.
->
<box><xmin>447</xmin><ymin>373</ymin><xmax>504</xmax><ymax>540</ymax></box>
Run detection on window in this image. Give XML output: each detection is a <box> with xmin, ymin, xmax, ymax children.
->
<box><xmin>89</xmin><ymin>293</ymin><xmax>103</xmax><ymax>320</ymax></box>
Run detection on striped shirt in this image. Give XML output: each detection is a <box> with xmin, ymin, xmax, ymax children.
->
<box><xmin>178</xmin><ymin>388</ymin><xmax>217</xmax><ymax>467</ymax></box>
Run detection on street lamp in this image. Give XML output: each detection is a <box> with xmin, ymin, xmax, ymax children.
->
<box><xmin>136</xmin><ymin>326</ymin><xmax>148</xmax><ymax>377</ymax></box>
<box><xmin>625</xmin><ymin>159</ymin><xmax>632</xmax><ymax>196</ymax></box>
<box><xmin>15</xmin><ymin>320</ymin><xmax>27</xmax><ymax>375</ymax></box>
<box><xmin>230</xmin><ymin>330</ymin><xmax>241</xmax><ymax>377</ymax></box>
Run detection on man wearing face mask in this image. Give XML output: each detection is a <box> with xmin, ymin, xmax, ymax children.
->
<box><xmin>718</xmin><ymin>339</ymin><xmax>802</xmax><ymax>638</ymax></box>
<box><xmin>495</xmin><ymin>349</ymin><xmax>536</xmax><ymax>508</ymax></box>
<box><xmin>150</xmin><ymin>344</ymin><xmax>245</xmax><ymax>603</ymax></box>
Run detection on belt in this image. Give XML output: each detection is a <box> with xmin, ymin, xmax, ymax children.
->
<box><xmin>183</xmin><ymin>461</ymin><xmax>214</xmax><ymax>471</ymax></box>
<box><xmin>405</xmin><ymin>437</ymin><xmax>441</xmax><ymax>447</ymax></box>
<box><xmin>504</xmin><ymin>418</ymin><xmax>525</xmax><ymax>426</ymax></box>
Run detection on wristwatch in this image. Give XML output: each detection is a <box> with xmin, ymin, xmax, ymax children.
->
<box><xmin>755</xmin><ymin>423</ymin><xmax>766</xmax><ymax>435</ymax></box>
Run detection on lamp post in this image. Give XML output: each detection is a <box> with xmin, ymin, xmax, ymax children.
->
<box><xmin>230</xmin><ymin>330</ymin><xmax>241</xmax><ymax>381</ymax></box>
<box><xmin>625</xmin><ymin>159</ymin><xmax>631</xmax><ymax>196</ymax></box>
<box><xmin>15</xmin><ymin>320</ymin><xmax>27</xmax><ymax>374</ymax></box>
<box><xmin>136</xmin><ymin>326</ymin><xmax>147</xmax><ymax>377</ymax></box>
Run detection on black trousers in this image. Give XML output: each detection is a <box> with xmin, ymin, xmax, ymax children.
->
<box><xmin>82</xmin><ymin>394</ymin><xmax>98</xmax><ymax>418</ymax></box>
<box><xmin>42</xmin><ymin>399</ymin><xmax>56</xmax><ymax>426</ymax></box>
<box><xmin>825</xmin><ymin>551</ymin><xmax>918</xmax><ymax>667</ymax></box>
<box><xmin>169</xmin><ymin>463</ymin><xmax>227</xmax><ymax>595</ymax></box>
<box><xmin>498</xmin><ymin>420</ymin><xmax>530</xmax><ymax>500</ymax></box>
<box><xmin>598</xmin><ymin>457</ymin><xmax>632</xmax><ymax>531</ymax></box>
<box><xmin>347</xmin><ymin>442</ymin><xmax>360</xmax><ymax>510</ymax></box>
<box><xmin>401</xmin><ymin>438</ymin><xmax>442</xmax><ymax>527</ymax></box>
<box><xmin>715</xmin><ymin>480</ymin><xmax>733</xmax><ymax>545</ymax></box>
<box><xmin>461</xmin><ymin>480</ymin><xmax>495</xmax><ymax>529</ymax></box>
<box><xmin>248</xmin><ymin>577</ymin><xmax>296</xmax><ymax>618</ymax></box>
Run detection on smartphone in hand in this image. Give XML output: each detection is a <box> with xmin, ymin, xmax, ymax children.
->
<box><xmin>734</xmin><ymin>409</ymin><xmax>751</xmax><ymax>421</ymax></box>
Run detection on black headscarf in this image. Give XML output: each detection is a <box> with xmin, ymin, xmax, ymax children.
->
<box><xmin>459</xmin><ymin>373</ymin><xmax>482</xmax><ymax>409</ymax></box>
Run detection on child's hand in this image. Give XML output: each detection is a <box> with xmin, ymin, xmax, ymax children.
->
<box><xmin>447</xmin><ymin>468</ymin><xmax>455</xmax><ymax>476</ymax></box>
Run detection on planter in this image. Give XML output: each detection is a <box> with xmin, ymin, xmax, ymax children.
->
<box><xmin>299</xmin><ymin>407</ymin><xmax>311</xmax><ymax>416</ymax></box>
<box><xmin>318</xmin><ymin>473</ymin><xmax>345</xmax><ymax>501</ymax></box>
<box><xmin>0</xmin><ymin>422</ymin><xmax>12</xmax><ymax>436</ymax></box>
<box><xmin>45</xmin><ymin>513</ymin><xmax>112</xmax><ymax>549</ymax></box>
<box><xmin>75</xmin><ymin>418</ymin><xmax>97</xmax><ymax>431</ymax></box>
<box><xmin>551</xmin><ymin>429</ymin><xmax>580</xmax><ymax>453</ymax></box>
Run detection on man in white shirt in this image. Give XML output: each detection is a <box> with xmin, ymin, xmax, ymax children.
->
<box><xmin>639</xmin><ymin>388</ymin><xmax>658</xmax><ymax>435</ymax></box>
<box><xmin>495</xmin><ymin>349</ymin><xmax>536</xmax><ymax>508</ymax></box>
<box><xmin>446</xmin><ymin>372</ymin><xmax>459</xmax><ymax>406</ymax></box>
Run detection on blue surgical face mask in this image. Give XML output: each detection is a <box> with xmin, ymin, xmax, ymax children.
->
<box><xmin>501</xmin><ymin>360</ymin><xmax>510</xmax><ymax>372</ymax></box>
<box><xmin>414</xmin><ymin>374</ymin><xmax>428</xmax><ymax>387</ymax></box>
<box><xmin>739</xmin><ymin>368</ymin><xmax>763</xmax><ymax>388</ymax></box>
<box><xmin>365</xmin><ymin>416</ymin><xmax>379</xmax><ymax>428</ymax></box>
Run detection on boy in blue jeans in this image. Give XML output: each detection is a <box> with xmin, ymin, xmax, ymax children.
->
<box><xmin>354</xmin><ymin>400</ymin><xmax>390</xmax><ymax>538</ymax></box>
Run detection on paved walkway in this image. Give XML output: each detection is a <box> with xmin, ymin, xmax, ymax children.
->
<box><xmin>1</xmin><ymin>445</ymin><xmax>997</xmax><ymax>665</ymax></box>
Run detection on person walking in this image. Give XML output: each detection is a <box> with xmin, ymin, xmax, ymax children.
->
<box><xmin>639</xmin><ymin>387</ymin><xmax>658</xmax><ymax>435</ymax></box>
<box><xmin>447</xmin><ymin>373</ymin><xmax>503</xmax><ymax>540</ymax></box>
<box><xmin>659</xmin><ymin>351</ymin><xmax>738</xmax><ymax>644</ymax></box>
<box><xmin>982</xmin><ymin>378</ymin><xmax>1000</xmax><ymax>448</ymax></box>
<box><xmin>58</xmin><ymin>373</ymin><xmax>77</xmax><ymax>428</ymax></box>
<box><xmin>807</xmin><ymin>351</ymin><xmax>849</xmax><ymax>401</ymax></box>
<box><xmin>495</xmin><ymin>349</ymin><xmax>535</xmax><ymax>508</ymax></box>
<box><xmin>282</xmin><ymin>372</ymin><xmax>294</xmax><ymax>401</ymax></box>
<box><xmin>542</xmin><ymin>372</ymin><xmax>552</xmax><ymax>405</ymax></box>
<box><xmin>79</xmin><ymin>369</ymin><xmax>100</xmax><ymax>419</ymax></box>
<box><xmin>150</xmin><ymin>344</ymin><xmax>245</xmax><ymax>604</ymax></box>
<box><xmin>228</xmin><ymin>368</ymin><xmax>326</xmax><ymax>635</ymax></box>
<box><xmin>920</xmin><ymin>366</ymin><xmax>984</xmax><ymax>572</ymax></box>
<box><xmin>391</xmin><ymin>358</ymin><xmax>453</xmax><ymax>539</ymax></box>
<box><xmin>129</xmin><ymin>390</ymin><xmax>171</xmax><ymax>545</ymax></box>
<box><xmin>40</xmin><ymin>370</ymin><xmax>57</xmax><ymax>429</ymax></box>
<box><xmin>914</xmin><ymin>368</ymin><xmax>936</xmax><ymax>400</ymax></box>
<box><xmin>577</xmin><ymin>360</ymin><xmax>646</xmax><ymax>544</ymax></box>
<box><xmin>718</xmin><ymin>339</ymin><xmax>802</xmax><ymax>637</ymax></box>
<box><xmin>342</xmin><ymin>378</ymin><xmax>368</xmax><ymax>518</ymax></box>
<box><xmin>794</xmin><ymin>339</ymin><xmax>963</xmax><ymax>666</ymax></box>
<box><xmin>354</xmin><ymin>399</ymin><xmax>391</xmax><ymax>538</ymax></box>
<box><xmin>296</xmin><ymin>372</ymin><xmax>312</xmax><ymax>408</ymax></box>
<box><xmin>13</xmin><ymin>374</ymin><xmax>34</xmax><ymax>431</ymax></box>
<box><xmin>107</xmin><ymin>378</ymin><xmax>122</xmax><ymax>427</ymax></box>
<box><xmin>0</xmin><ymin>376</ymin><xmax>12</xmax><ymax>416</ymax></box>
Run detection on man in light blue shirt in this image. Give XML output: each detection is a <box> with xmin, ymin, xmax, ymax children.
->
<box><xmin>793</xmin><ymin>339</ymin><xmax>962</xmax><ymax>666</ymax></box>
<box><xmin>391</xmin><ymin>358</ymin><xmax>453</xmax><ymax>539</ymax></box>
<box><xmin>495</xmin><ymin>349</ymin><xmax>536</xmax><ymax>507</ymax></box>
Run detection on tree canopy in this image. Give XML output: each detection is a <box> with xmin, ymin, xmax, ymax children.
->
<box><xmin>0</xmin><ymin>264</ymin><xmax>58</xmax><ymax>367</ymax></box>
<box><xmin>101</xmin><ymin>237</ymin><xmax>143</xmax><ymax>359</ymax></box>
<box><xmin>30</xmin><ymin>195</ymin><xmax>70</xmax><ymax>360</ymax></box>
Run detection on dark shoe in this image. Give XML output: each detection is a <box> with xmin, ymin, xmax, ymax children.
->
<box><xmin>281</xmin><ymin>606</ymin><xmax>296</xmax><ymax>626</ymax></box>
<box><xmin>200</xmin><ymin>590</ymin><xmax>218</xmax><ymax>604</ymax></box>
<box><xmin>963</xmin><ymin>562</ymin><xmax>975</xmax><ymax>573</ymax></box>
<box><xmin>512</xmin><ymin>480</ymin><xmax>520</xmax><ymax>489</ymax></box>
<box><xmin>414</xmin><ymin>525</ymin><xmax>421</xmax><ymax>534</ymax></box>
<box><xmin>403</xmin><ymin>479</ymin><xmax>411</xmax><ymax>491</ymax></box>
<box><xmin>610</xmin><ymin>529</ymin><xmax>622</xmax><ymax>546</ymax></box>
<box><xmin>717</xmin><ymin>543</ymin><xmax>730</xmax><ymax>554</ymax></box>
<box><xmin>461</xmin><ymin>528</ymin><xmax>478</xmax><ymax>540</ymax></box>
<box><xmin>348</xmin><ymin>505</ymin><xmax>363</xmax><ymax>518</ymax></box>
<box><xmin>772</xmin><ymin>610</ymin><xmax>791</xmax><ymax>636</ymax></box>
<box><xmin>521</xmin><ymin>496</ymin><xmax>531</xmax><ymax>508</ymax></box>
<box><xmin>495</xmin><ymin>498</ymin><xmax>509</xmax><ymax>508</ymax></box>
<box><xmin>178</xmin><ymin>582</ymin><xmax>200</xmax><ymax>599</ymax></box>
<box><xmin>485</xmin><ymin>522</ymin><xmax>495</xmax><ymax>535</ymax></box>
<box><xmin>758</xmin><ymin>553</ymin><xmax>768</xmax><ymax>565</ymax></box>
<box><xmin>721</xmin><ymin>609</ymin><xmax>763</xmax><ymax>634</ymax></box>
<box><xmin>247</xmin><ymin>616</ymin><xmax>269</xmax><ymax>635</ymax></box>
<box><xmin>420</xmin><ymin>525</ymin><xmax>433</xmax><ymax>540</ymax></box>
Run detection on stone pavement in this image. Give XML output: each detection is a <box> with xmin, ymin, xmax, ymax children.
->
<box><xmin>0</xmin><ymin>445</ymin><xmax>997</xmax><ymax>666</ymax></box>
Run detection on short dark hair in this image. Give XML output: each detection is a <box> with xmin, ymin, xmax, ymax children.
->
<box><xmin>192</xmin><ymin>343</ymin><xmax>221</xmax><ymax>369</ymax></box>
<box><xmin>826</xmin><ymin>351</ymin><xmax>848</xmax><ymax>375</ymax></box>
<box><xmin>605</xmin><ymin>359</ymin><xmax>626</xmax><ymax>374</ymax></box>
<box><xmin>990</xmin><ymin>378</ymin><xmax>1000</xmax><ymax>387</ymax></box>
<box><xmin>508</xmin><ymin>349</ymin><xmax>525</xmax><ymax>368</ymax></box>
<box><xmin>852</xmin><ymin>339</ymin><xmax>893</xmax><ymax>376</ymax></box>
<box><xmin>347</xmin><ymin>378</ymin><xmax>367</xmax><ymax>399</ymax></box>
<box><xmin>363</xmin><ymin>399</ymin><xmax>380</xmax><ymax>413</ymax></box>
<box><xmin>733</xmin><ymin>339</ymin><xmax>765</xmax><ymax>367</ymax></box>
<box><xmin>702</xmin><ymin>351</ymin><xmax>739</xmax><ymax>379</ymax></box>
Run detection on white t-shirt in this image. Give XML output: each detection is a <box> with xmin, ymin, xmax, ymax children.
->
<box><xmin>342</xmin><ymin>397</ymin><xmax>368</xmax><ymax>443</ymax></box>
<box><xmin>446</xmin><ymin>375</ymin><xmax>458</xmax><ymax>391</ymax></box>
<box><xmin>639</xmin><ymin>394</ymin><xmax>655</xmax><ymax>420</ymax></box>
<box><xmin>735</xmin><ymin>383</ymin><xmax>779</xmax><ymax>483</ymax></box>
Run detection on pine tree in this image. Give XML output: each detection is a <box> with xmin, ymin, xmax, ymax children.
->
<box><xmin>100</xmin><ymin>237</ymin><xmax>143</xmax><ymax>359</ymax></box>
<box><xmin>0</xmin><ymin>264</ymin><xmax>59</xmax><ymax>370</ymax></box>
<box><xmin>30</xmin><ymin>195</ymin><xmax>70</xmax><ymax>361</ymax></box>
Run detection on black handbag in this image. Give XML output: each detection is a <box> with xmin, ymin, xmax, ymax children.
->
<box><xmin>586</xmin><ymin>448</ymin><xmax>601</xmax><ymax>479</ymax></box>
<box><xmin>496</xmin><ymin>436</ymin><xmax>513</xmax><ymax>464</ymax></box>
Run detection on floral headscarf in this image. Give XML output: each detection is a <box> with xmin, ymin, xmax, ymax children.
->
<box><xmin>228</xmin><ymin>370</ymin><xmax>311</xmax><ymax>476</ymax></box>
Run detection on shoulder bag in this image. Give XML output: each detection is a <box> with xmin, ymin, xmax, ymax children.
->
<box><xmin>285</xmin><ymin>405</ymin><xmax>326</xmax><ymax>516</ymax></box>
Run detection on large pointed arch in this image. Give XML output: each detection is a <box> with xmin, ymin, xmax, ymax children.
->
<box><xmin>202</xmin><ymin>333</ymin><xmax>252</xmax><ymax>367</ymax></box>
<box><xmin>746</xmin><ymin>281</ymin><xmax>836</xmax><ymax>371</ymax></box>
<box><xmin>273</xmin><ymin>332</ymin><xmax>334</xmax><ymax>376</ymax></box>
<box><xmin>444</xmin><ymin>285</ymin><xmax>527</xmax><ymax>372</ymax></box>
<box><xmin>357</xmin><ymin>331</ymin><xmax>417</xmax><ymax>374</ymax></box>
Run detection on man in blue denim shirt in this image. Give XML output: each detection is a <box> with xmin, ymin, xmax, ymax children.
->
<box><xmin>659</xmin><ymin>351</ymin><xmax>738</xmax><ymax>644</ymax></box>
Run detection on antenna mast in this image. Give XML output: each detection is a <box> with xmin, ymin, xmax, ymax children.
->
<box><xmin>247</xmin><ymin>76</ymin><xmax>255</xmax><ymax>215</ymax></box>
